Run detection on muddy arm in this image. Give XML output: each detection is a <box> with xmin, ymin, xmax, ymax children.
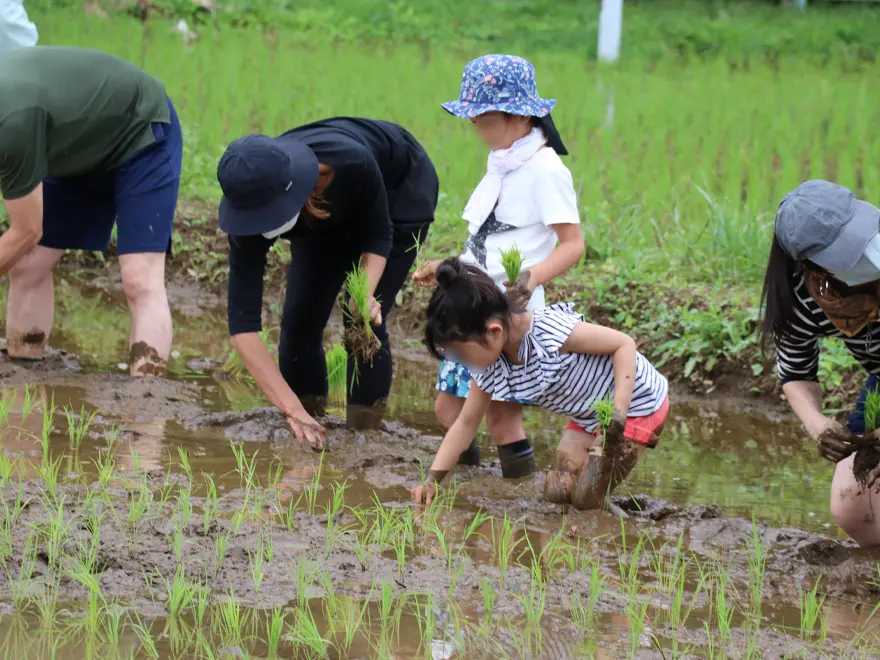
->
<box><xmin>429</xmin><ymin>385</ymin><xmax>492</xmax><ymax>477</ymax></box>
<box><xmin>561</xmin><ymin>321</ymin><xmax>637</xmax><ymax>415</ymax></box>
<box><xmin>782</xmin><ymin>380</ymin><xmax>833</xmax><ymax>440</ymax></box>
<box><xmin>0</xmin><ymin>185</ymin><xmax>43</xmax><ymax>277</ymax></box>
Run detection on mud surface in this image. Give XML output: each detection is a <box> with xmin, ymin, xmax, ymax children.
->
<box><xmin>3</xmin><ymin>313</ymin><xmax>880</xmax><ymax>655</ymax></box>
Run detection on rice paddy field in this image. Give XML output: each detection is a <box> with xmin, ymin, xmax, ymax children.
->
<box><xmin>2</xmin><ymin>2</ymin><xmax>880</xmax><ymax>658</ymax></box>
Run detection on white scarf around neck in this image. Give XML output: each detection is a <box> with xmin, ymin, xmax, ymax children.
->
<box><xmin>462</xmin><ymin>127</ymin><xmax>547</xmax><ymax>226</ymax></box>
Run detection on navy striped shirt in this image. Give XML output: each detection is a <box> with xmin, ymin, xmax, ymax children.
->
<box><xmin>776</xmin><ymin>274</ymin><xmax>880</xmax><ymax>384</ymax></box>
<box><xmin>473</xmin><ymin>304</ymin><xmax>669</xmax><ymax>432</ymax></box>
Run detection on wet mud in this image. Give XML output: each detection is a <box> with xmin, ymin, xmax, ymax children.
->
<box><xmin>129</xmin><ymin>341</ymin><xmax>167</xmax><ymax>377</ymax></box>
<box><xmin>2</xmin><ymin>339</ymin><xmax>880</xmax><ymax>656</ymax></box>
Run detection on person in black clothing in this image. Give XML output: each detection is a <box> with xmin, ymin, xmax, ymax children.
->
<box><xmin>217</xmin><ymin>118</ymin><xmax>438</xmax><ymax>449</ymax></box>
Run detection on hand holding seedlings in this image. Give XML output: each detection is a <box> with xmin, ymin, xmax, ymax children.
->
<box><xmin>284</xmin><ymin>408</ymin><xmax>326</xmax><ymax>451</ymax></box>
<box><xmin>348</xmin><ymin>294</ymin><xmax>382</xmax><ymax>326</ymax></box>
<box><xmin>411</xmin><ymin>259</ymin><xmax>442</xmax><ymax>286</ymax></box>
<box><xmin>504</xmin><ymin>268</ymin><xmax>535</xmax><ymax>294</ymax></box>
<box><xmin>815</xmin><ymin>420</ymin><xmax>857</xmax><ymax>463</ymax></box>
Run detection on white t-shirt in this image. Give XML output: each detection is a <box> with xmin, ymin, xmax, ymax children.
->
<box><xmin>460</xmin><ymin>147</ymin><xmax>579</xmax><ymax>310</ymax></box>
<box><xmin>0</xmin><ymin>0</ymin><xmax>37</xmax><ymax>54</ymax></box>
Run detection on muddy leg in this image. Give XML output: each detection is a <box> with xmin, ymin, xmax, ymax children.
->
<box><xmin>830</xmin><ymin>453</ymin><xmax>880</xmax><ymax>547</ymax></box>
<box><xmin>6</xmin><ymin>246</ymin><xmax>64</xmax><ymax>360</ymax></box>
<box><xmin>572</xmin><ymin>441</ymin><xmax>643</xmax><ymax>512</ymax></box>
<box><xmin>544</xmin><ymin>429</ymin><xmax>591</xmax><ymax>504</ymax></box>
<box><xmin>120</xmin><ymin>253</ymin><xmax>171</xmax><ymax>377</ymax></box>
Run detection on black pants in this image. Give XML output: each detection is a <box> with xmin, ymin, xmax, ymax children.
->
<box><xmin>278</xmin><ymin>222</ymin><xmax>430</xmax><ymax>407</ymax></box>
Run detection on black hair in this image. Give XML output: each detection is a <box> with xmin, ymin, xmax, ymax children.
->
<box><xmin>424</xmin><ymin>258</ymin><xmax>525</xmax><ymax>360</ymax></box>
<box><xmin>758</xmin><ymin>234</ymin><xmax>800</xmax><ymax>354</ymax></box>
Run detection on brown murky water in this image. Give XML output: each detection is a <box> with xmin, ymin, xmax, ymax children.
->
<box><xmin>1</xmin><ymin>275</ymin><xmax>879</xmax><ymax>658</ymax></box>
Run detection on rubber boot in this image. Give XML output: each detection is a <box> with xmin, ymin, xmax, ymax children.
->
<box><xmin>457</xmin><ymin>438</ymin><xmax>481</xmax><ymax>466</ymax></box>
<box><xmin>346</xmin><ymin>398</ymin><xmax>387</xmax><ymax>431</ymax></box>
<box><xmin>498</xmin><ymin>439</ymin><xmax>536</xmax><ymax>479</ymax></box>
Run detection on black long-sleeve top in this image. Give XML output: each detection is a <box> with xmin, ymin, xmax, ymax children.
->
<box><xmin>226</xmin><ymin>117</ymin><xmax>435</xmax><ymax>336</ymax></box>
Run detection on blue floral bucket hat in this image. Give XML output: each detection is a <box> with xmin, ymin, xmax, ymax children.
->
<box><xmin>442</xmin><ymin>54</ymin><xmax>556</xmax><ymax>119</ymax></box>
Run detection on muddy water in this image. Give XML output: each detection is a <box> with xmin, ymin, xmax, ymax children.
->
<box><xmin>2</xmin><ymin>275</ymin><xmax>880</xmax><ymax>658</ymax></box>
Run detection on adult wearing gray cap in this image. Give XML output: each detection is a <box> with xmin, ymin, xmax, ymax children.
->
<box><xmin>760</xmin><ymin>179</ymin><xmax>880</xmax><ymax>546</ymax></box>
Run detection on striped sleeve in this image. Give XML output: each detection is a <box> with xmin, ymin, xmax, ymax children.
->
<box><xmin>775</xmin><ymin>277</ymin><xmax>823</xmax><ymax>385</ymax></box>
<box><xmin>534</xmin><ymin>304</ymin><xmax>582</xmax><ymax>353</ymax></box>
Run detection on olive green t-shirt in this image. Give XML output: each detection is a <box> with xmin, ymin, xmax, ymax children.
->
<box><xmin>0</xmin><ymin>46</ymin><xmax>171</xmax><ymax>200</ymax></box>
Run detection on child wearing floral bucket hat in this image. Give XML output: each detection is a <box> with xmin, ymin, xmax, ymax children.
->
<box><xmin>413</xmin><ymin>54</ymin><xmax>585</xmax><ymax>479</ymax></box>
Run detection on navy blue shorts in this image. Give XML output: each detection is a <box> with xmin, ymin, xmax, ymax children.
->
<box><xmin>39</xmin><ymin>97</ymin><xmax>183</xmax><ymax>255</ymax></box>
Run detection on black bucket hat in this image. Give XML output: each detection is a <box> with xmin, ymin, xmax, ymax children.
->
<box><xmin>217</xmin><ymin>134</ymin><xmax>319</xmax><ymax>236</ymax></box>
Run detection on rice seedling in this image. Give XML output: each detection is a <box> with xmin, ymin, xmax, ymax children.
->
<box><xmin>19</xmin><ymin>384</ymin><xmax>39</xmax><ymax>423</ymax></box>
<box><xmin>216</xmin><ymin>590</ymin><xmax>245</xmax><ymax>649</ymax></box>
<box><xmin>407</xmin><ymin>229</ymin><xmax>431</xmax><ymax>277</ymax></box>
<box><xmin>213</xmin><ymin>532</ymin><xmax>229</xmax><ymax>577</ymax></box>
<box><xmin>0</xmin><ymin>389</ymin><xmax>13</xmax><ymax>426</ymax></box>
<box><xmin>36</xmin><ymin>455</ymin><xmax>63</xmax><ymax>502</ymax></box>
<box><xmin>746</xmin><ymin>518</ymin><xmax>768</xmax><ymax>618</ymax></box>
<box><xmin>63</xmin><ymin>404</ymin><xmax>97</xmax><ymax>450</ymax></box>
<box><xmin>174</xmin><ymin>488</ymin><xmax>194</xmax><ymax>528</ymax></box>
<box><xmin>32</xmin><ymin>580</ymin><xmax>60</xmax><ymax>632</ymax></box>
<box><xmin>413</xmin><ymin>593</ymin><xmax>439</xmax><ymax>659</ymax></box>
<box><xmin>40</xmin><ymin>394</ymin><xmax>55</xmax><ymax>457</ymax></box>
<box><xmin>126</xmin><ymin>480</ymin><xmax>153</xmax><ymax>542</ymax></box>
<box><xmin>478</xmin><ymin>577</ymin><xmax>496</xmax><ymax>629</ymax></box>
<box><xmin>66</xmin><ymin>554</ymin><xmax>106</xmax><ymax>635</ymax></box>
<box><xmin>202</xmin><ymin>474</ymin><xmax>218</xmax><ymax>535</ymax></box>
<box><xmin>713</xmin><ymin>560</ymin><xmax>735</xmax><ymax>644</ymax></box>
<box><xmin>231</xmin><ymin>442</ymin><xmax>258</xmax><ymax>492</ymax></box>
<box><xmin>499</xmin><ymin>244</ymin><xmax>524</xmax><ymax>287</ymax></box>
<box><xmin>36</xmin><ymin>494</ymin><xmax>68</xmax><ymax>571</ymax></box>
<box><xmin>626</xmin><ymin>598</ymin><xmax>651</xmax><ymax>658</ymax></box>
<box><xmin>518</xmin><ymin>560</ymin><xmax>548</xmax><ymax>631</ymax></box>
<box><xmin>104</xmin><ymin>426</ymin><xmax>120</xmax><ymax>451</ymax></box>
<box><xmin>343</xmin><ymin>263</ymin><xmax>381</xmax><ymax>364</ymax></box>
<box><xmin>162</xmin><ymin>568</ymin><xmax>197</xmax><ymax>619</ymax></box>
<box><xmin>326</xmin><ymin>343</ymin><xmax>348</xmax><ymax>406</ymax></box>
<box><xmin>288</xmin><ymin>605</ymin><xmax>331</xmax><ymax>658</ymax></box>
<box><xmin>0</xmin><ymin>487</ymin><xmax>27</xmax><ymax>560</ymax></box>
<box><xmin>100</xmin><ymin>601</ymin><xmax>126</xmax><ymax>647</ymax></box>
<box><xmin>616</xmin><ymin>527</ymin><xmax>645</xmax><ymax>601</ymax></box>
<box><xmin>484</xmin><ymin>513</ymin><xmax>527</xmax><ymax>576</ymax></box>
<box><xmin>131</xmin><ymin>616</ymin><xmax>159</xmax><ymax>659</ymax></box>
<box><xmin>91</xmin><ymin>452</ymin><xmax>116</xmax><ymax>494</ymax></box>
<box><xmin>7</xmin><ymin>534</ymin><xmax>38</xmax><ymax>609</ymax></box>
<box><xmin>0</xmin><ymin>452</ymin><xmax>17</xmax><ymax>488</ymax></box>
<box><xmin>324</xmin><ymin>479</ymin><xmax>348</xmax><ymax>556</ymax></box>
<box><xmin>328</xmin><ymin>594</ymin><xmax>371</xmax><ymax>654</ymax></box>
<box><xmin>176</xmin><ymin>446</ymin><xmax>194</xmax><ymax>484</ymax></box>
<box><xmin>249</xmin><ymin>543</ymin><xmax>265</xmax><ymax>595</ymax></box>
<box><xmin>266</xmin><ymin>606</ymin><xmax>286</xmax><ymax>657</ymax></box>
<box><xmin>799</xmin><ymin>578</ymin><xmax>828</xmax><ymax>641</ymax></box>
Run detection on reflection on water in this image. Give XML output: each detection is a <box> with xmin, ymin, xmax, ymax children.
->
<box><xmin>0</xmin><ymin>275</ymin><xmax>847</xmax><ymax>535</ymax></box>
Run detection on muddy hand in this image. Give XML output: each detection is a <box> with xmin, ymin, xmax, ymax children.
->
<box><xmin>412</xmin><ymin>259</ymin><xmax>442</xmax><ymax>287</ymax></box>
<box><xmin>285</xmin><ymin>411</ymin><xmax>326</xmax><ymax>451</ymax></box>
<box><xmin>605</xmin><ymin>410</ymin><xmax>627</xmax><ymax>447</ymax></box>
<box><xmin>503</xmin><ymin>269</ymin><xmax>535</xmax><ymax>294</ymax></box>
<box><xmin>410</xmin><ymin>483</ymin><xmax>437</xmax><ymax>505</ymax></box>
<box><xmin>816</xmin><ymin>420</ymin><xmax>856</xmax><ymax>463</ymax></box>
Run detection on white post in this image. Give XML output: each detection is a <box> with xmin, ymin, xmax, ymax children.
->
<box><xmin>597</xmin><ymin>0</ymin><xmax>623</xmax><ymax>63</ymax></box>
<box><xmin>597</xmin><ymin>0</ymin><xmax>622</xmax><ymax>128</ymax></box>
<box><xmin>794</xmin><ymin>0</ymin><xmax>807</xmax><ymax>9</ymax></box>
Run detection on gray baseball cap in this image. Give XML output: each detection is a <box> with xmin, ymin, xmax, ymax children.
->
<box><xmin>775</xmin><ymin>180</ymin><xmax>880</xmax><ymax>271</ymax></box>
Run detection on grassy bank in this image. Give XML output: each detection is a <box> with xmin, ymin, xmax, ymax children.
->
<box><xmin>3</xmin><ymin>6</ymin><xmax>875</xmax><ymax>406</ymax></box>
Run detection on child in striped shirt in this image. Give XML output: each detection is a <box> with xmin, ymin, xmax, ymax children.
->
<box><xmin>411</xmin><ymin>258</ymin><xmax>670</xmax><ymax>511</ymax></box>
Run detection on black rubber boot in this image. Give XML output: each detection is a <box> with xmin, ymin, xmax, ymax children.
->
<box><xmin>457</xmin><ymin>438</ymin><xmax>481</xmax><ymax>466</ymax></box>
<box><xmin>498</xmin><ymin>439</ymin><xmax>536</xmax><ymax>479</ymax></box>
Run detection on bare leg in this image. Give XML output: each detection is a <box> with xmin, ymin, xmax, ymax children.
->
<box><xmin>830</xmin><ymin>453</ymin><xmax>880</xmax><ymax>547</ymax></box>
<box><xmin>5</xmin><ymin>246</ymin><xmax>64</xmax><ymax>359</ymax></box>
<box><xmin>119</xmin><ymin>252</ymin><xmax>172</xmax><ymax>377</ymax></box>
